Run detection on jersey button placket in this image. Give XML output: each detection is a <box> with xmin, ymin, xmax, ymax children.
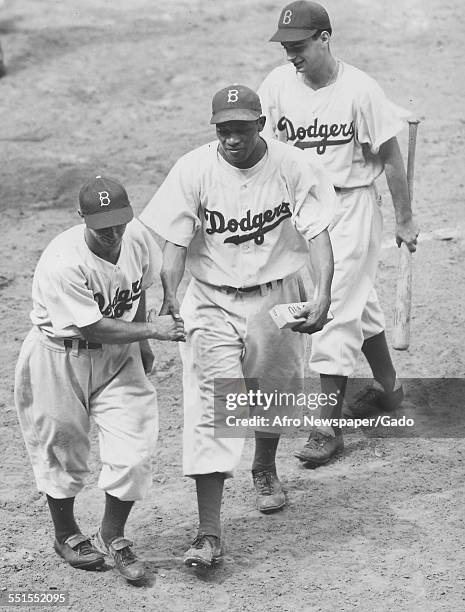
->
<box><xmin>110</xmin><ymin>267</ymin><xmax>122</xmax><ymax>318</ymax></box>
<box><xmin>240</xmin><ymin>184</ymin><xmax>251</xmax><ymax>256</ymax></box>
<box><xmin>242</xmin><ymin>186</ymin><xmax>256</xmax><ymax>286</ymax></box>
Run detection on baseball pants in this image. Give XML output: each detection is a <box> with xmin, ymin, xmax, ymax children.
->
<box><xmin>180</xmin><ymin>271</ymin><xmax>308</xmax><ymax>478</ymax></box>
<box><xmin>309</xmin><ymin>183</ymin><xmax>385</xmax><ymax>376</ymax></box>
<box><xmin>15</xmin><ymin>327</ymin><xmax>158</xmax><ymax>501</ymax></box>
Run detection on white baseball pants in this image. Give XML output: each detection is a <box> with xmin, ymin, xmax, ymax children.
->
<box><xmin>309</xmin><ymin>184</ymin><xmax>385</xmax><ymax>376</ymax></box>
<box><xmin>180</xmin><ymin>272</ymin><xmax>308</xmax><ymax>478</ymax></box>
<box><xmin>15</xmin><ymin>327</ymin><xmax>158</xmax><ymax>501</ymax></box>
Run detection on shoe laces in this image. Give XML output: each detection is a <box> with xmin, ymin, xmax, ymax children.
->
<box><xmin>118</xmin><ymin>545</ymin><xmax>137</xmax><ymax>566</ymax></box>
<box><xmin>75</xmin><ymin>540</ymin><xmax>94</xmax><ymax>556</ymax></box>
<box><xmin>191</xmin><ymin>534</ymin><xmax>215</xmax><ymax>550</ymax></box>
<box><xmin>305</xmin><ymin>430</ymin><xmax>330</xmax><ymax>448</ymax></box>
<box><xmin>253</xmin><ymin>471</ymin><xmax>273</xmax><ymax>495</ymax></box>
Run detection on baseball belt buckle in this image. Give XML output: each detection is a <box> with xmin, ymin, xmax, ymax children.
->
<box><xmin>63</xmin><ymin>338</ymin><xmax>102</xmax><ymax>350</ymax></box>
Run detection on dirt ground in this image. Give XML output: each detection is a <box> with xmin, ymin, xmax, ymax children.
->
<box><xmin>1</xmin><ymin>0</ymin><xmax>464</xmax><ymax>610</ymax></box>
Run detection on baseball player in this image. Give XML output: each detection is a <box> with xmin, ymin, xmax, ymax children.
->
<box><xmin>14</xmin><ymin>176</ymin><xmax>184</xmax><ymax>583</ymax></box>
<box><xmin>140</xmin><ymin>84</ymin><xmax>336</xmax><ymax>568</ymax></box>
<box><xmin>258</xmin><ymin>0</ymin><xmax>420</xmax><ymax>465</ymax></box>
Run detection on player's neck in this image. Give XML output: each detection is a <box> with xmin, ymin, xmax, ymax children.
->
<box><xmin>303</xmin><ymin>56</ymin><xmax>338</xmax><ymax>90</ymax></box>
<box><xmin>222</xmin><ymin>137</ymin><xmax>267</xmax><ymax>170</ymax></box>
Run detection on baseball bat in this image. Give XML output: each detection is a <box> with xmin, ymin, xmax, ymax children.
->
<box><xmin>392</xmin><ymin>119</ymin><xmax>419</xmax><ymax>350</ymax></box>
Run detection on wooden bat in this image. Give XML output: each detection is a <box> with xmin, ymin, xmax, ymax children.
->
<box><xmin>392</xmin><ymin>119</ymin><xmax>420</xmax><ymax>350</ymax></box>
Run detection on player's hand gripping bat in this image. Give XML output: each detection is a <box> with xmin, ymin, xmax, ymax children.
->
<box><xmin>392</xmin><ymin>119</ymin><xmax>420</xmax><ymax>351</ymax></box>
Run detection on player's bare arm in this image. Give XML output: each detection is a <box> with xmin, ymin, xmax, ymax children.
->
<box><xmin>133</xmin><ymin>291</ymin><xmax>155</xmax><ymax>373</ymax></box>
<box><xmin>379</xmin><ymin>136</ymin><xmax>420</xmax><ymax>252</ymax></box>
<box><xmin>159</xmin><ymin>241</ymin><xmax>187</xmax><ymax>318</ymax></box>
<box><xmin>80</xmin><ymin>314</ymin><xmax>185</xmax><ymax>344</ymax></box>
<box><xmin>292</xmin><ymin>228</ymin><xmax>333</xmax><ymax>334</ymax></box>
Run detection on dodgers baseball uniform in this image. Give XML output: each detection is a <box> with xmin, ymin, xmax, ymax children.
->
<box><xmin>140</xmin><ymin>138</ymin><xmax>335</xmax><ymax>477</ymax></box>
<box><xmin>15</xmin><ymin>219</ymin><xmax>161</xmax><ymax>500</ymax></box>
<box><xmin>258</xmin><ymin>61</ymin><xmax>410</xmax><ymax>375</ymax></box>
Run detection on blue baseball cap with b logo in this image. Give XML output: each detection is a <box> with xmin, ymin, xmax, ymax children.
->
<box><xmin>270</xmin><ymin>1</ymin><xmax>331</xmax><ymax>42</ymax></box>
<box><xmin>210</xmin><ymin>84</ymin><xmax>262</xmax><ymax>124</ymax></box>
<box><xmin>78</xmin><ymin>175</ymin><xmax>134</xmax><ymax>229</ymax></box>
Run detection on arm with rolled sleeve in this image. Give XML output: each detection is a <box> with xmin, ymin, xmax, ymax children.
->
<box><xmin>139</xmin><ymin>152</ymin><xmax>201</xmax><ymax>319</ymax></box>
<box><xmin>139</xmin><ymin>156</ymin><xmax>201</xmax><ymax>248</ymax></box>
<box><xmin>379</xmin><ymin>137</ymin><xmax>419</xmax><ymax>251</ymax></box>
<box><xmin>291</xmin><ymin>158</ymin><xmax>335</xmax><ymax>334</ymax></box>
<box><xmin>356</xmin><ymin>79</ymin><xmax>419</xmax><ymax>251</ymax></box>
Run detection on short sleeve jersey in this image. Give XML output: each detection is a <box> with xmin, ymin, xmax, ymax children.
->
<box><xmin>258</xmin><ymin>61</ymin><xmax>410</xmax><ymax>188</ymax></box>
<box><xmin>139</xmin><ymin>138</ymin><xmax>335</xmax><ymax>288</ymax></box>
<box><xmin>30</xmin><ymin>219</ymin><xmax>161</xmax><ymax>338</ymax></box>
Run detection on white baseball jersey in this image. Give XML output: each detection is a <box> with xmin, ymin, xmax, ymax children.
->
<box><xmin>30</xmin><ymin>219</ymin><xmax>161</xmax><ymax>339</ymax></box>
<box><xmin>258</xmin><ymin>61</ymin><xmax>410</xmax><ymax>188</ymax></box>
<box><xmin>259</xmin><ymin>61</ymin><xmax>410</xmax><ymax>377</ymax></box>
<box><xmin>140</xmin><ymin>138</ymin><xmax>335</xmax><ymax>287</ymax></box>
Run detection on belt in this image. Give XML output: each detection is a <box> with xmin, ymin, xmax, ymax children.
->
<box><xmin>334</xmin><ymin>185</ymin><xmax>371</xmax><ymax>193</ymax></box>
<box><xmin>63</xmin><ymin>338</ymin><xmax>102</xmax><ymax>350</ymax></box>
<box><xmin>219</xmin><ymin>279</ymin><xmax>283</xmax><ymax>295</ymax></box>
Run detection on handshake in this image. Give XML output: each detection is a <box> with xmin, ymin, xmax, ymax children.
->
<box><xmin>147</xmin><ymin>309</ymin><xmax>186</xmax><ymax>343</ymax></box>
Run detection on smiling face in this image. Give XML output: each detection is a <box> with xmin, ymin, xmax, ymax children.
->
<box><xmin>216</xmin><ymin>118</ymin><xmax>266</xmax><ymax>169</ymax></box>
<box><xmin>84</xmin><ymin>223</ymin><xmax>127</xmax><ymax>262</ymax></box>
<box><xmin>281</xmin><ymin>34</ymin><xmax>326</xmax><ymax>77</ymax></box>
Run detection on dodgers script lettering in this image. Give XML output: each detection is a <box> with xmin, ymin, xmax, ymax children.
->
<box><xmin>277</xmin><ymin>116</ymin><xmax>355</xmax><ymax>154</ymax></box>
<box><xmin>204</xmin><ymin>203</ymin><xmax>292</xmax><ymax>245</ymax></box>
<box><xmin>94</xmin><ymin>278</ymin><xmax>143</xmax><ymax>318</ymax></box>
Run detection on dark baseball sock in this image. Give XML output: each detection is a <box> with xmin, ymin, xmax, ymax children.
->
<box><xmin>252</xmin><ymin>433</ymin><xmax>280</xmax><ymax>473</ymax></box>
<box><xmin>362</xmin><ymin>331</ymin><xmax>396</xmax><ymax>392</ymax></box>
<box><xmin>196</xmin><ymin>473</ymin><xmax>225</xmax><ymax>539</ymax></box>
<box><xmin>46</xmin><ymin>495</ymin><xmax>81</xmax><ymax>544</ymax></box>
<box><xmin>100</xmin><ymin>493</ymin><xmax>134</xmax><ymax>546</ymax></box>
<box><xmin>320</xmin><ymin>374</ymin><xmax>348</xmax><ymax>436</ymax></box>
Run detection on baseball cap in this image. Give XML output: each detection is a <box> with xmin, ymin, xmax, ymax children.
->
<box><xmin>78</xmin><ymin>175</ymin><xmax>134</xmax><ymax>230</ymax></box>
<box><xmin>270</xmin><ymin>1</ymin><xmax>331</xmax><ymax>42</ymax></box>
<box><xmin>210</xmin><ymin>84</ymin><xmax>262</xmax><ymax>124</ymax></box>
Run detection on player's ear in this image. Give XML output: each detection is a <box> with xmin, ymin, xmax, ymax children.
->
<box><xmin>320</xmin><ymin>31</ymin><xmax>331</xmax><ymax>44</ymax></box>
<box><xmin>257</xmin><ymin>116</ymin><xmax>266</xmax><ymax>132</ymax></box>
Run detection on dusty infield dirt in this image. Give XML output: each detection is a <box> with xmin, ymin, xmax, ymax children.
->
<box><xmin>1</xmin><ymin>0</ymin><xmax>464</xmax><ymax>610</ymax></box>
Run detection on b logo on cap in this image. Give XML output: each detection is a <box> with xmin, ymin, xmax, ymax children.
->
<box><xmin>282</xmin><ymin>9</ymin><xmax>293</xmax><ymax>24</ymax></box>
<box><xmin>98</xmin><ymin>191</ymin><xmax>111</xmax><ymax>207</ymax></box>
<box><xmin>227</xmin><ymin>89</ymin><xmax>239</xmax><ymax>103</ymax></box>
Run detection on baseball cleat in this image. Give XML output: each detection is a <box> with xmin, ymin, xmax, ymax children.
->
<box><xmin>93</xmin><ymin>530</ymin><xmax>145</xmax><ymax>583</ymax></box>
<box><xmin>183</xmin><ymin>534</ymin><xmax>223</xmax><ymax>568</ymax></box>
<box><xmin>54</xmin><ymin>533</ymin><xmax>105</xmax><ymax>571</ymax></box>
<box><xmin>342</xmin><ymin>383</ymin><xmax>404</xmax><ymax>418</ymax></box>
<box><xmin>294</xmin><ymin>430</ymin><xmax>344</xmax><ymax>466</ymax></box>
<box><xmin>252</xmin><ymin>469</ymin><xmax>286</xmax><ymax>513</ymax></box>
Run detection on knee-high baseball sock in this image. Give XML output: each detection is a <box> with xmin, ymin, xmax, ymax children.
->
<box><xmin>46</xmin><ymin>495</ymin><xmax>80</xmax><ymax>544</ymax></box>
<box><xmin>252</xmin><ymin>433</ymin><xmax>280</xmax><ymax>473</ymax></box>
<box><xmin>195</xmin><ymin>473</ymin><xmax>225</xmax><ymax>539</ymax></box>
<box><xmin>100</xmin><ymin>493</ymin><xmax>134</xmax><ymax>546</ymax></box>
<box><xmin>320</xmin><ymin>374</ymin><xmax>348</xmax><ymax>436</ymax></box>
<box><xmin>362</xmin><ymin>331</ymin><xmax>397</xmax><ymax>392</ymax></box>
